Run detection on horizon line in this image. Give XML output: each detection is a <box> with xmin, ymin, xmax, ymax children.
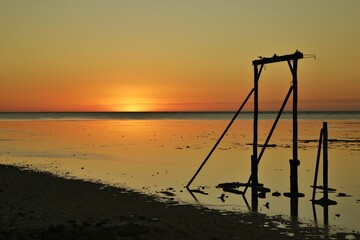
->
<box><xmin>0</xmin><ymin>110</ymin><xmax>359</xmax><ymax>114</ymax></box>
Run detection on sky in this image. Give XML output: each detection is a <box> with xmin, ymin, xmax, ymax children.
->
<box><xmin>0</xmin><ymin>1</ymin><xmax>359</xmax><ymax>112</ymax></box>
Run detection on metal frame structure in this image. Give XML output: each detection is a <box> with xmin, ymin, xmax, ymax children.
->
<box><xmin>186</xmin><ymin>50</ymin><xmax>305</xmax><ymax>199</ymax></box>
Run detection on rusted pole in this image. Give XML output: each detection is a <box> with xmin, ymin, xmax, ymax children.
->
<box><xmin>186</xmin><ymin>88</ymin><xmax>254</xmax><ymax>189</ymax></box>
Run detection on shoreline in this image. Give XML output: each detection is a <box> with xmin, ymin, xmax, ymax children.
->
<box><xmin>0</xmin><ymin>164</ymin><xmax>358</xmax><ymax>239</ymax></box>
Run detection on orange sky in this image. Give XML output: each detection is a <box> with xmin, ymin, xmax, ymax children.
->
<box><xmin>0</xmin><ymin>1</ymin><xmax>359</xmax><ymax>112</ymax></box>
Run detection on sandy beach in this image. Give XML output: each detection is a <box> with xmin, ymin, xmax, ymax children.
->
<box><xmin>0</xmin><ymin>164</ymin><xmax>358</xmax><ymax>240</ymax></box>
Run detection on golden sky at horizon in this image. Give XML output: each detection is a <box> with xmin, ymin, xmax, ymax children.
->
<box><xmin>0</xmin><ymin>1</ymin><xmax>359</xmax><ymax>112</ymax></box>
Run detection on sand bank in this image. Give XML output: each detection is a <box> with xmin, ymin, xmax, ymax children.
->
<box><xmin>0</xmin><ymin>164</ymin><xmax>357</xmax><ymax>240</ymax></box>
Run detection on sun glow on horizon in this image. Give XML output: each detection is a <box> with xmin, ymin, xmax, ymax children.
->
<box><xmin>110</xmin><ymin>97</ymin><xmax>156</xmax><ymax>112</ymax></box>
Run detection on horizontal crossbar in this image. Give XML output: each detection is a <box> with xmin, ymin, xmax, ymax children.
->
<box><xmin>253</xmin><ymin>50</ymin><xmax>303</xmax><ymax>66</ymax></box>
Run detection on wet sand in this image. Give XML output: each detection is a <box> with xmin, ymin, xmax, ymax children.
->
<box><xmin>1</xmin><ymin>164</ymin><xmax>358</xmax><ymax>240</ymax></box>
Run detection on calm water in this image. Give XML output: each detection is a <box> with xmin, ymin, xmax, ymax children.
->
<box><xmin>0</xmin><ymin>112</ymin><xmax>359</xmax><ymax>234</ymax></box>
<box><xmin>0</xmin><ymin>111</ymin><xmax>360</xmax><ymax>120</ymax></box>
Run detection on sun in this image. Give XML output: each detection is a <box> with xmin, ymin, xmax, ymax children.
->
<box><xmin>123</xmin><ymin>103</ymin><xmax>147</xmax><ymax>112</ymax></box>
<box><xmin>110</xmin><ymin>97</ymin><xmax>154</xmax><ymax>112</ymax></box>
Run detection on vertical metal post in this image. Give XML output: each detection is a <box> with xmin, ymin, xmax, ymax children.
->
<box><xmin>290</xmin><ymin>196</ymin><xmax>299</xmax><ymax>221</ymax></box>
<box><xmin>251</xmin><ymin>187</ymin><xmax>258</xmax><ymax>212</ymax></box>
<box><xmin>312</xmin><ymin>128</ymin><xmax>323</xmax><ymax>201</ymax></box>
<box><xmin>251</xmin><ymin>155</ymin><xmax>258</xmax><ymax>212</ymax></box>
<box><xmin>323</xmin><ymin>122</ymin><xmax>329</xmax><ymax>201</ymax></box>
<box><xmin>324</xmin><ymin>205</ymin><xmax>329</xmax><ymax>226</ymax></box>
<box><xmin>313</xmin><ymin>122</ymin><xmax>336</xmax><ymax>206</ymax></box>
<box><xmin>285</xmin><ymin>59</ymin><xmax>303</xmax><ymax>197</ymax></box>
<box><xmin>292</xmin><ymin>58</ymin><xmax>298</xmax><ymax>167</ymax></box>
<box><xmin>251</xmin><ymin>155</ymin><xmax>258</xmax><ymax>186</ymax></box>
<box><xmin>290</xmin><ymin>61</ymin><xmax>300</xmax><ymax>222</ymax></box>
<box><xmin>252</xmin><ymin>64</ymin><xmax>259</xmax><ymax>187</ymax></box>
<box><xmin>249</xmin><ymin>64</ymin><xmax>262</xmax><ymax>203</ymax></box>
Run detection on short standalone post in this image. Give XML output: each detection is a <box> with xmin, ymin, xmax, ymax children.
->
<box><xmin>312</xmin><ymin>122</ymin><xmax>337</xmax><ymax>206</ymax></box>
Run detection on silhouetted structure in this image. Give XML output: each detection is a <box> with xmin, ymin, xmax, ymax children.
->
<box><xmin>312</xmin><ymin>122</ymin><xmax>337</xmax><ymax>206</ymax></box>
<box><xmin>187</xmin><ymin>50</ymin><xmax>305</xmax><ymax>199</ymax></box>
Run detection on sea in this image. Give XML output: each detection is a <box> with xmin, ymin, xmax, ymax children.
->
<box><xmin>0</xmin><ymin>111</ymin><xmax>359</xmax><ymax>120</ymax></box>
<box><xmin>0</xmin><ymin>111</ymin><xmax>359</xmax><ymax>234</ymax></box>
